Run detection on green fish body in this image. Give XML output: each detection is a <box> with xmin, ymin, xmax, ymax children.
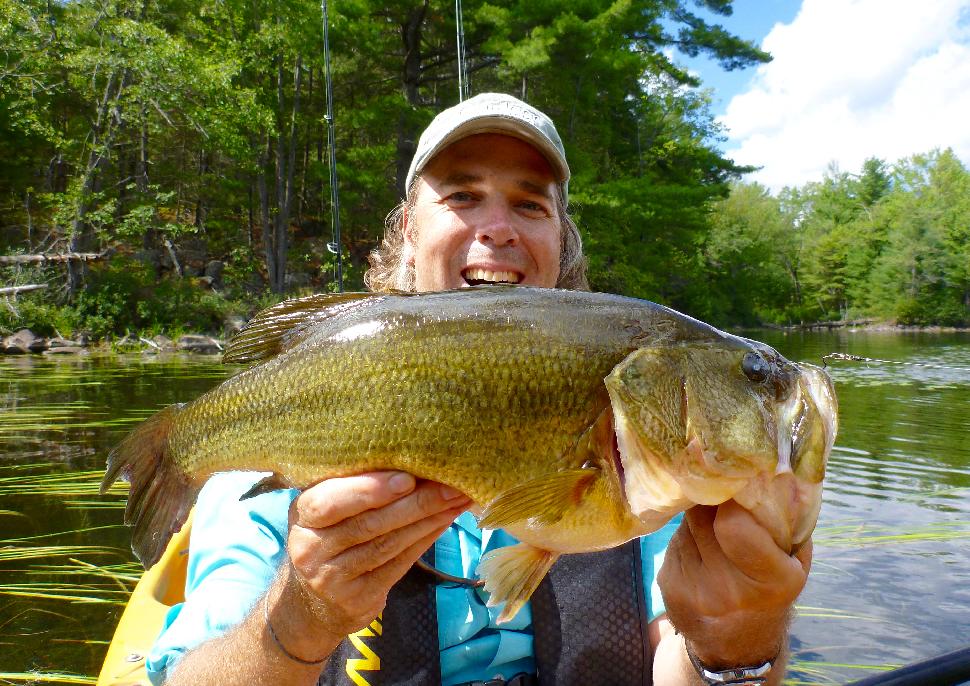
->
<box><xmin>103</xmin><ymin>286</ymin><xmax>838</xmax><ymax>621</ymax></box>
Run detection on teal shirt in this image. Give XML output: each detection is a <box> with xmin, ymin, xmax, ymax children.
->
<box><xmin>146</xmin><ymin>472</ymin><xmax>681</xmax><ymax>685</ymax></box>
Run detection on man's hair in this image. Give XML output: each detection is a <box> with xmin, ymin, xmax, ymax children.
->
<box><xmin>364</xmin><ymin>179</ymin><xmax>589</xmax><ymax>293</ymax></box>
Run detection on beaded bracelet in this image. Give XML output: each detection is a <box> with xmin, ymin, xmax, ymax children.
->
<box><xmin>263</xmin><ymin>593</ymin><xmax>328</xmax><ymax>666</ymax></box>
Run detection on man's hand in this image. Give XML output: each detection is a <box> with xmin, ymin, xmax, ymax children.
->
<box><xmin>655</xmin><ymin>500</ymin><xmax>812</xmax><ymax>680</ymax></box>
<box><xmin>271</xmin><ymin>471</ymin><xmax>471</xmax><ymax>657</ymax></box>
<box><xmin>165</xmin><ymin>472</ymin><xmax>469</xmax><ymax>686</ymax></box>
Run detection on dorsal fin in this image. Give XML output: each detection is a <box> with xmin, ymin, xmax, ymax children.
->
<box><xmin>223</xmin><ymin>292</ymin><xmax>385</xmax><ymax>364</ymax></box>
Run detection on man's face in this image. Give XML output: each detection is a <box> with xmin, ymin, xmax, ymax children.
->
<box><xmin>404</xmin><ymin>133</ymin><xmax>562</xmax><ymax>292</ymax></box>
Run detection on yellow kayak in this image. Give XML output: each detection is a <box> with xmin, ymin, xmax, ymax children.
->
<box><xmin>97</xmin><ymin>513</ymin><xmax>192</xmax><ymax>686</ymax></box>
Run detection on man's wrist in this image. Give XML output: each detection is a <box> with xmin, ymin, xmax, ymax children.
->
<box><xmin>266</xmin><ymin>565</ymin><xmax>344</xmax><ymax>663</ymax></box>
<box><xmin>671</xmin><ymin>609</ymin><xmax>790</xmax><ymax>686</ymax></box>
<box><xmin>678</xmin><ymin>609</ymin><xmax>789</xmax><ymax>670</ymax></box>
<box><xmin>683</xmin><ymin>635</ymin><xmax>777</xmax><ymax>685</ymax></box>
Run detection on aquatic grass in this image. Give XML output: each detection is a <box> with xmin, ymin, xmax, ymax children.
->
<box><xmin>794</xmin><ymin>605</ymin><xmax>891</xmax><ymax>623</ymax></box>
<box><xmin>0</xmin><ymin>672</ymin><xmax>97</xmax><ymax>684</ymax></box>
<box><xmin>0</xmin><ymin>413</ymin><xmax>151</xmax><ymax>433</ymax></box>
<box><xmin>0</xmin><ymin>466</ymin><xmax>128</xmax><ymax>513</ymax></box>
<box><xmin>0</xmin><ymin>582</ymin><xmax>130</xmax><ymax>604</ymax></box>
<box><xmin>0</xmin><ymin>545</ymin><xmax>129</xmax><ymax>563</ymax></box>
<box><xmin>813</xmin><ymin>520</ymin><xmax>970</xmax><ymax>547</ymax></box>
<box><xmin>1</xmin><ymin>356</ymin><xmax>231</xmax><ymax>681</ymax></box>
<box><xmin>3</xmin><ymin>525</ymin><xmax>126</xmax><ymax>544</ymax></box>
<box><xmin>0</xmin><ymin>470</ymin><xmax>128</xmax><ymax>499</ymax></box>
<box><xmin>61</xmin><ymin>500</ymin><xmax>125</xmax><ymax>511</ymax></box>
<box><xmin>784</xmin><ymin>658</ymin><xmax>899</xmax><ymax>685</ymax></box>
<box><xmin>0</xmin><ymin>555</ymin><xmax>138</xmax><ymax>606</ymax></box>
<box><xmin>35</xmin><ymin>558</ymin><xmax>142</xmax><ymax>587</ymax></box>
<box><xmin>0</xmin><ymin>463</ymin><xmax>65</xmax><ymax>473</ymax></box>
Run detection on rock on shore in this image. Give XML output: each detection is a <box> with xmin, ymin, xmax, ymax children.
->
<box><xmin>1</xmin><ymin>328</ymin><xmax>225</xmax><ymax>355</ymax></box>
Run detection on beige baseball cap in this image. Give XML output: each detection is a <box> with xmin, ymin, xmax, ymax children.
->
<box><xmin>405</xmin><ymin>92</ymin><xmax>570</xmax><ymax>203</ymax></box>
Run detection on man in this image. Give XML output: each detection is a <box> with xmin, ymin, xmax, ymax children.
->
<box><xmin>148</xmin><ymin>93</ymin><xmax>810</xmax><ymax>686</ymax></box>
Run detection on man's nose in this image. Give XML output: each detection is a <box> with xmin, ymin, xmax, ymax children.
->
<box><xmin>476</xmin><ymin>201</ymin><xmax>519</xmax><ymax>246</ymax></box>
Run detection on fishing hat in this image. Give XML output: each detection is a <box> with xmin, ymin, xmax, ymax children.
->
<box><xmin>405</xmin><ymin>92</ymin><xmax>570</xmax><ymax>203</ymax></box>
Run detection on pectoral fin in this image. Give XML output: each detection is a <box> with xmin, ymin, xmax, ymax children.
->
<box><xmin>477</xmin><ymin>543</ymin><xmax>559</xmax><ymax>623</ymax></box>
<box><xmin>477</xmin><ymin>467</ymin><xmax>599</xmax><ymax>530</ymax></box>
<box><xmin>239</xmin><ymin>472</ymin><xmax>296</xmax><ymax>500</ymax></box>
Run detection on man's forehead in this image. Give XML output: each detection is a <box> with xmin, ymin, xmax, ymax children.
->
<box><xmin>437</xmin><ymin>171</ymin><xmax>554</xmax><ymax>198</ymax></box>
<box><xmin>425</xmin><ymin>135</ymin><xmax>556</xmax><ymax>185</ymax></box>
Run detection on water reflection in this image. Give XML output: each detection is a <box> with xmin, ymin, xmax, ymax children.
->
<box><xmin>0</xmin><ymin>353</ymin><xmax>233</xmax><ymax>679</ymax></box>
<box><xmin>752</xmin><ymin>330</ymin><xmax>970</xmax><ymax>683</ymax></box>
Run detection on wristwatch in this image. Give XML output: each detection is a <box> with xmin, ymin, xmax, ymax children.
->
<box><xmin>684</xmin><ymin>639</ymin><xmax>775</xmax><ymax>685</ymax></box>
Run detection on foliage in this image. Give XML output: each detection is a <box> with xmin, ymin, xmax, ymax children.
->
<box><xmin>1</xmin><ymin>259</ymin><xmax>239</xmax><ymax>339</ymax></box>
<box><xmin>0</xmin><ymin>0</ymin><xmax>966</xmax><ymax>332</ymax></box>
<box><xmin>0</xmin><ymin>0</ymin><xmax>771</xmax><ymax>335</ymax></box>
<box><xmin>74</xmin><ymin>259</ymin><xmax>238</xmax><ymax>338</ymax></box>
<box><xmin>704</xmin><ymin>150</ymin><xmax>970</xmax><ymax>326</ymax></box>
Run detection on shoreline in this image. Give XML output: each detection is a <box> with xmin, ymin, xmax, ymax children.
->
<box><xmin>5</xmin><ymin>321</ymin><xmax>970</xmax><ymax>357</ymax></box>
<box><xmin>737</xmin><ymin>321</ymin><xmax>970</xmax><ymax>334</ymax></box>
<box><xmin>1</xmin><ymin>330</ymin><xmax>226</xmax><ymax>356</ymax></box>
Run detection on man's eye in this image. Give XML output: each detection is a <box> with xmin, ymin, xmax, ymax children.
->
<box><xmin>448</xmin><ymin>191</ymin><xmax>475</xmax><ymax>203</ymax></box>
<box><xmin>519</xmin><ymin>200</ymin><xmax>547</xmax><ymax>214</ymax></box>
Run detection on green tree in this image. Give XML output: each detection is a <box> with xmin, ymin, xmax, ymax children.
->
<box><xmin>702</xmin><ymin>182</ymin><xmax>796</xmax><ymax>324</ymax></box>
<box><xmin>870</xmin><ymin>150</ymin><xmax>970</xmax><ymax>324</ymax></box>
<box><xmin>1</xmin><ymin>0</ymin><xmax>774</xmax><ymax>335</ymax></box>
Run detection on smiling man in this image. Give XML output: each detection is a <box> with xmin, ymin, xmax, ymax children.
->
<box><xmin>149</xmin><ymin>93</ymin><xmax>809</xmax><ymax>686</ymax></box>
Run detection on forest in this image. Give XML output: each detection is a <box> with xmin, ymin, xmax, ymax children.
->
<box><xmin>2</xmin><ymin>0</ymin><xmax>968</xmax><ymax>340</ymax></box>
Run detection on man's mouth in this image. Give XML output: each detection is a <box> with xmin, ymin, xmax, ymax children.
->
<box><xmin>461</xmin><ymin>268</ymin><xmax>523</xmax><ymax>286</ymax></box>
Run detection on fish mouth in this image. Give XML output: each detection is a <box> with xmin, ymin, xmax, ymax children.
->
<box><xmin>611</xmin><ymin>428</ymin><xmax>626</xmax><ymax>494</ymax></box>
<box><xmin>461</xmin><ymin>267</ymin><xmax>523</xmax><ymax>286</ymax></box>
<box><xmin>786</xmin><ymin>363</ymin><xmax>839</xmax><ymax>475</ymax></box>
<box><xmin>610</xmin><ymin>403</ymin><xmax>694</xmax><ymax>530</ymax></box>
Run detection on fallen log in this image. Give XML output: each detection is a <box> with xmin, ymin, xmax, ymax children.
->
<box><xmin>0</xmin><ymin>284</ymin><xmax>47</xmax><ymax>296</ymax></box>
<box><xmin>0</xmin><ymin>251</ymin><xmax>109</xmax><ymax>265</ymax></box>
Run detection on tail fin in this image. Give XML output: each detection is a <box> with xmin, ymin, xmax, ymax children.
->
<box><xmin>101</xmin><ymin>404</ymin><xmax>201</xmax><ymax>569</ymax></box>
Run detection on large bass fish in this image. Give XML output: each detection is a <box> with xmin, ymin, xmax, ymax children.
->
<box><xmin>103</xmin><ymin>286</ymin><xmax>838</xmax><ymax>622</ymax></box>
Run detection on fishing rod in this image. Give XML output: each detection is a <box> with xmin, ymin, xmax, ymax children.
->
<box><xmin>843</xmin><ymin>646</ymin><xmax>970</xmax><ymax>686</ymax></box>
<box><xmin>321</xmin><ymin>0</ymin><xmax>343</xmax><ymax>292</ymax></box>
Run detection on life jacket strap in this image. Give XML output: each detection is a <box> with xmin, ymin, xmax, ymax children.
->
<box><xmin>452</xmin><ymin>673</ymin><xmax>539</xmax><ymax>686</ymax></box>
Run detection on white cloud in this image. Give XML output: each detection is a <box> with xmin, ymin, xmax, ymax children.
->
<box><xmin>719</xmin><ymin>0</ymin><xmax>970</xmax><ymax>191</ymax></box>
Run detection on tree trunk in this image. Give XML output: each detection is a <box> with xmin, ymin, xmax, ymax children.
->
<box><xmin>395</xmin><ymin>1</ymin><xmax>429</xmax><ymax>197</ymax></box>
<box><xmin>194</xmin><ymin>149</ymin><xmax>209</xmax><ymax>232</ymax></box>
<box><xmin>138</xmin><ymin>114</ymin><xmax>160</xmax><ymax>253</ymax></box>
<box><xmin>268</xmin><ymin>55</ymin><xmax>303</xmax><ymax>294</ymax></box>
<box><xmin>258</xmin><ymin>136</ymin><xmax>275</xmax><ymax>289</ymax></box>
<box><xmin>67</xmin><ymin>69</ymin><xmax>125</xmax><ymax>297</ymax></box>
<box><xmin>298</xmin><ymin>67</ymin><xmax>313</xmax><ymax>227</ymax></box>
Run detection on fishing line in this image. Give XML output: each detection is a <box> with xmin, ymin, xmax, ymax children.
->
<box><xmin>455</xmin><ymin>0</ymin><xmax>468</xmax><ymax>100</ymax></box>
<box><xmin>321</xmin><ymin>0</ymin><xmax>343</xmax><ymax>292</ymax></box>
<box><xmin>822</xmin><ymin>352</ymin><xmax>970</xmax><ymax>373</ymax></box>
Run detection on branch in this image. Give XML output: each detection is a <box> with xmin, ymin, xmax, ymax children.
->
<box><xmin>0</xmin><ymin>251</ymin><xmax>111</xmax><ymax>265</ymax></box>
<box><xmin>0</xmin><ymin>284</ymin><xmax>47</xmax><ymax>295</ymax></box>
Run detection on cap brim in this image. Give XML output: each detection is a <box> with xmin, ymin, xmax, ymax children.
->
<box><xmin>414</xmin><ymin>117</ymin><xmax>570</xmax><ymax>185</ymax></box>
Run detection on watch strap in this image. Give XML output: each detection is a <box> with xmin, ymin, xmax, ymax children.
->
<box><xmin>684</xmin><ymin>638</ymin><xmax>774</xmax><ymax>685</ymax></box>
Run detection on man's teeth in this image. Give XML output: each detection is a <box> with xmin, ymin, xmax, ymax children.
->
<box><xmin>463</xmin><ymin>268</ymin><xmax>521</xmax><ymax>284</ymax></box>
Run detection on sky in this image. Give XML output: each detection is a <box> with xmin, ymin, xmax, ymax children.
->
<box><xmin>681</xmin><ymin>0</ymin><xmax>970</xmax><ymax>191</ymax></box>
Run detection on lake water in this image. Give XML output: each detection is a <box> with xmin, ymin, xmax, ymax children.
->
<box><xmin>1</xmin><ymin>330</ymin><xmax>969</xmax><ymax>684</ymax></box>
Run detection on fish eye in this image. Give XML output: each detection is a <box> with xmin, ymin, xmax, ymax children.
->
<box><xmin>741</xmin><ymin>351</ymin><xmax>770</xmax><ymax>383</ymax></box>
